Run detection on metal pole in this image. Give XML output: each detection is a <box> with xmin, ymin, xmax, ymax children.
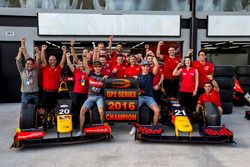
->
<box><xmin>190</xmin><ymin>0</ymin><xmax>197</xmax><ymax>60</ymax></box>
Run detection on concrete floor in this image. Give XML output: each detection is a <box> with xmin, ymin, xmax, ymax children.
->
<box><xmin>0</xmin><ymin>103</ymin><xmax>250</xmax><ymax>167</ymax></box>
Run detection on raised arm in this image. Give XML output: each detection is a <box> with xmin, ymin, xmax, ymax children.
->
<box><xmin>34</xmin><ymin>47</ymin><xmax>41</xmax><ymax>69</ymax></box>
<box><xmin>108</xmin><ymin>35</ymin><xmax>113</xmax><ymax>56</ymax></box>
<box><xmin>193</xmin><ymin>69</ymin><xmax>199</xmax><ymax>96</ymax></box>
<box><xmin>92</xmin><ymin>47</ymin><xmax>99</xmax><ymax>63</ymax></box>
<box><xmin>16</xmin><ymin>47</ymin><xmax>24</xmax><ymax>73</ymax></box>
<box><xmin>41</xmin><ymin>45</ymin><xmax>47</xmax><ymax>67</ymax></box>
<box><xmin>66</xmin><ymin>52</ymin><xmax>75</xmax><ymax>73</ymax></box>
<box><xmin>208</xmin><ymin>75</ymin><xmax>220</xmax><ymax>92</ymax></box>
<box><xmin>156</xmin><ymin>41</ymin><xmax>164</xmax><ymax>59</ymax></box>
<box><xmin>172</xmin><ymin>63</ymin><xmax>183</xmax><ymax>76</ymax></box>
<box><xmin>185</xmin><ymin>49</ymin><xmax>194</xmax><ymax>58</ymax></box>
<box><xmin>60</xmin><ymin>45</ymin><xmax>67</xmax><ymax>68</ymax></box>
<box><xmin>70</xmin><ymin>38</ymin><xmax>79</xmax><ymax>63</ymax></box>
<box><xmin>21</xmin><ymin>37</ymin><xmax>32</xmax><ymax>60</ymax></box>
<box><xmin>144</xmin><ymin>44</ymin><xmax>150</xmax><ymax>57</ymax></box>
<box><xmin>152</xmin><ymin>55</ymin><xmax>159</xmax><ymax>75</ymax></box>
<box><xmin>83</xmin><ymin>50</ymin><xmax>90</xmax><ymax>74</ymax></box>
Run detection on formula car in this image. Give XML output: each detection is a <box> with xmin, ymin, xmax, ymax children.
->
<box><xmin>11</xmin><ymin>81</ymin><xmax>112</xmax><ymax>148</ymax></box>
<box><xmin>134</xmin><ymin>99</ymin><xmax>235</xmax><ymax>144</ymax></box>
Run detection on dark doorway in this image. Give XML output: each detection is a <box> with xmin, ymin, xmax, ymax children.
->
<box><xmin>0</xmin><ymin>42</ymin><xmax>21</xmax><ymax>103</ymax></box>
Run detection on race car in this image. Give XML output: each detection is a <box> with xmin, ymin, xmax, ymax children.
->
<box><xmin>11</xmin><ymin>81</ymin><xmax>112</xmax><ymax>148</ymax></box>
<box><xmin>134</xmin><ymin>98</ymin><xmax>235</xmax><ymax>144</ymax></box>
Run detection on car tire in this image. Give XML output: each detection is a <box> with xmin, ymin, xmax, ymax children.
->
<box><xmin>214</xmin><ymin>65</ymin><xmax>235</xmax><ymax>77</ymax></box>
<box><xmin>236</xmin><ymin>66</ymin><xmax>250</xmax><ymax>76</ymax></box>
<box><xmin>221</xmin><ymin>102</ymin><xmax>233</xmax><ymax>114</ymax></box>
<box><xmin>215</xmin><ymin>77</ymin><xmax>234</xmax><ymax>89</ymax></box>
<box><xmin>237</xmin><ymin>76</ymin><xmax>250</xmax><ymax>86</ymax></box>
<box><xmin>139</xmin><ymin>104</ymin><xmax>152</xmax><ymax>125</ymax></box>
<box><xmin>219</xmin><ymin>89</ymin><xmax>233</xmax><ymax>103</ymax></box>
<box><xmin>19</xmin><ymin>104</ymin><xmax>36</xmax><ymax>129</ymax></box>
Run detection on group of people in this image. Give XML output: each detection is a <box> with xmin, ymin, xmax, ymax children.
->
<box><xmin>16</xmin><ymin>37</ymin><xmax>223</xmax><ymax>136</ymax></box>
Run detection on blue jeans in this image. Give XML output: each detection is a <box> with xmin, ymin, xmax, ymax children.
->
<box><xmin>139</xmin><ymin>96</ymin><xmax>157</xmax><ymax>108</ymax></box>
<box><xmin>21</xmin><ymin>92</ymin><xmax>39</xmax><ymax>107</ymax></box>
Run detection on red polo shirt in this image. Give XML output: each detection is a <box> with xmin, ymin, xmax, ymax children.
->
<box><xmin>111</xmin><ymin>64</ymin><xmax>127</xmax><ymax>78</ymax></box>
<box><xmin>149</xmin><ymin>65</ymin><xmax>163</xmax><ymax>87</ymax></box>
<box><xmin>42</xmin><ymin>65</ymin><xmax>62</xmax><ymax>91</ymax></box>
<box><xmin>198</xmin><ymin>89</ymin><xmax>221</xmax><ymax>107</ymax></box>
<box><xmin>179</xmin><ymin>67</ymin><xmax>196</xmax><ymax>93</ymax></box>
<box><xmin>162</xmin><ymin>55</ymin><xmax>181</xmax><ymax>80</ymax></box>
<box><xmin>124</xmin><ymin>65</ymin><xmax>141</xmax><ymax>77</ymax></box>
<box><xmin>73</xmin><ymin>69</ymin><xmax>89</xmax><ymax>94</ymax></box>
<box><xmin>111</xmin><ymin>52</ymin><xmax>127</xmax><ymax>66</ymax></box>
<box><xmin>192</xmin><ymin>61</ymin><xmax>214</xmax><ymax>88</ymax></box>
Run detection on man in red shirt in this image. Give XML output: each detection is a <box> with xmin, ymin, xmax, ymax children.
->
<box><xmin>191</xmin><ymin>49</ymin><xmax>214</xmax><ymax>97</ymax></box>
<box><xmin>124</xmin><ymin>55</ymin><xmax>141</xmax><ymax>77</ymax></box>
<box><xmin>108</xmin><ymin>35</ymin><xmax>126</xmax><ymax>65</ymax></box>
<box><xmin>156</xmin><ymin>41</ymin><xmax>181</xmax><ymax>99</ymax></box>
<box><xmin>196</xmin><ymin>77</ymin><xmax>223</xmax><ymax>116</ymax></box>
<box><xmin>112</xmin><ymin>54</ymin><xmax>127</xmax><ymax>78</ymax></box>
<box><xmin>40</xmin><ymin>44</ymin><xmax>66</xmax><ymax>111</ymax></box>
<box><xmin>93</xmin><ymin>49</ymin><xmax>112</xmax><ymax>77</ymax></box>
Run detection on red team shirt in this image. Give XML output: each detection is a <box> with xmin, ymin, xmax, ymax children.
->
<box><xmin>198</xmin><ymin>89</ymin><xmax>221</xmax><ymax>107</ymax></box>
<box><xmin>73</xmin><ymin>69</ymin><xmax>89</xmax><ymax>94</ymax></box>
<box><xmin>179</xmin><ymin>67</ymin><xmax>196</xmax><ymax>93</ymax></box>
<box><xmin>42</xmin><ymin>65</ymin><xmax>62</xmax><ymax>91</ymax></box>
<box><xmin>149</xmin><ymin>65</ymin><xmax>163</xmax><ymax>87</ymax></box>
<box><xmin>162</xmin><ymin>55</ymin><xmax>181</xmax><ymax>80</ymax></box>
<box><xmin>124</xmin><ymin>65</ymin><xmax>141</xmax><ymax>77</ymax></box>
<box><xmin>192</xmin><ymin>61</ymin><xmax>214</xmax><ymax>88</ymax></box>
<box><xmin>111</xmin><ymin>64</ymin><xmax>127</xmax><ymax>78</ymax></box>
<box><xmin>111</xmin><ymin>52</ymin><xmax>127</xmax><ymax>66</ymax></box>
<box><xmin>101</xmin><ymin>65</ymin><xmax>112</xmax><ymax>77</ymax></box>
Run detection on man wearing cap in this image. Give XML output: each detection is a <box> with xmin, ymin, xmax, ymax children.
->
<box><xmin>76</xmin><ymin>60</ymin><xmax>109</xmax><ymax>136</ymax></box>
<box><xmin>129</xmin><ymin>56</ymin><xmax>160</xmax><ymax>135</ymax></box>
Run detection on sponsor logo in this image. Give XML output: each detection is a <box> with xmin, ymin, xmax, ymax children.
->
<box><xmin>111</xmin><ymin>79</ymin><xmax>131</xmax><ymax>89</ymax></box>
<box><xmin>135</xmin><ymin>124</ymin><xmax>163</xmax><ymax>135</ymax></box>
<box><xmin>84</xmin><ymin>125</ymin><xmax>110</xmax><ymax>134</ymax></box>
<box><xmin>203</xmin><ymin>127</ymin><xmax>233</xmax><ymax>137</ymax></box>
<box><xmin>60</xmin><ymin>104</ymin><xmax>69</xmax><ymax>108</ymax></box>
<box><xmin>16</xmin><ymin>131</ymin><xmax>45</xmax><ymax>141</ymax></box>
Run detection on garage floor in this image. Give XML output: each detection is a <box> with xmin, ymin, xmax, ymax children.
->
<box><xmin>0</xmin><ymin>103</ymin><xmax>250</xmax><ymax>167</ymax></box>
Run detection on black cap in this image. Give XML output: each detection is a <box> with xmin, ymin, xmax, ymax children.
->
<box><xmin>93</xmin><ymin>61</ymin><xmax>102</xmax><ymax>67</ymax></box>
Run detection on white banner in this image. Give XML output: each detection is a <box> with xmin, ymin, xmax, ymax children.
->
<box><xmin>208</xmin><ymin>15</ymin><xmax>250</xmax><ymax>36</ymax></box>
<box><xmin>38</xmin><ymin>13</ymin><xmax>180</xmax><ymax>36</ymax></box>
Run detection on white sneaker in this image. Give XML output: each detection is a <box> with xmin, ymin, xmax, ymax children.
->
<box><xmin>129</xmin><ymin>127</ymin><xmax>136</xmax><ymax>135</ymax></box>
<box><xmin>76</xmin><ymin>131</ymin><xmax>84</xmax><ymax>137</ymax></box>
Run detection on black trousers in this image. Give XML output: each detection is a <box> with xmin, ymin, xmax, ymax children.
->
<box><xmin>71</xmin><ymin>93</ymin><xmax>88</xmax><ymax>128</ymax></box>
<box><xmin>180</xmin><ymin>92</ymin><xmax>196</xmax><ymax>115</ymax></box>
<box><xmin>163</xmin><ymin>78</ymin><xmax>179</xmax><ymax>98</ymax></box>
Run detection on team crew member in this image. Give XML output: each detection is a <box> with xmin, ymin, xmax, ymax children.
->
<box><xmin>196</xmin><ymin>77</ymin><xmax>223</xmax><ymax>116</ymax></box>
<box><xmin>173</xmin><ymin>56</ymin><xmax>199</xmax><ymax>115</ymax></box>
<box><xmin>124</xmin><ymin>55</ymin><xmax>141</xmax><ymax>77</ymax></box>
<box><xmin>111</xmin><ymin>54</ymin><xmax>127</xmax><ymax>78</ymax></box>
<box><xmin>156</xmin><ymin>41</ymin><xmax>181</xmax><ymax>99</ymax></box>
<box><xmin>129</xmin><ymin>57</ymin><xmax>160</xmax><ymax>135</ymax></box>
<box><xmin>66</xmin><ymin>52</ymin><xmax>89</xmax><ymax>129</ymax></box>
<box><xmin>76</xmin><ymin>61</ymin><xmax>109</xmax><ymax>136</ymax></box>
<box><xmin>40</xmin><ymin>45</ymin><xmax>66</xmax><ymax>110</ymax></box>
<box><xmin>191</xmin><ymin>49</ymin><xmax>214</xmax><ymax>97</ymax></box>
<box><xmin>16</xmin><ymin>47</ymin><xmax>40</xmax><ymax>108</ymax></box>
<box><xmin>146</xmin><ymin>51</ymin><xmax>164</xmax><ymax>104</ymax></box>
<box><xmin>109</xmin><ymin>35</ymin><xmax>126</xmax><ymax>65</ymax></box>
<box><xmin>93</xmin><ymin>49</ymin><xmax>112</xmax><ymax>77</ymax></box>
